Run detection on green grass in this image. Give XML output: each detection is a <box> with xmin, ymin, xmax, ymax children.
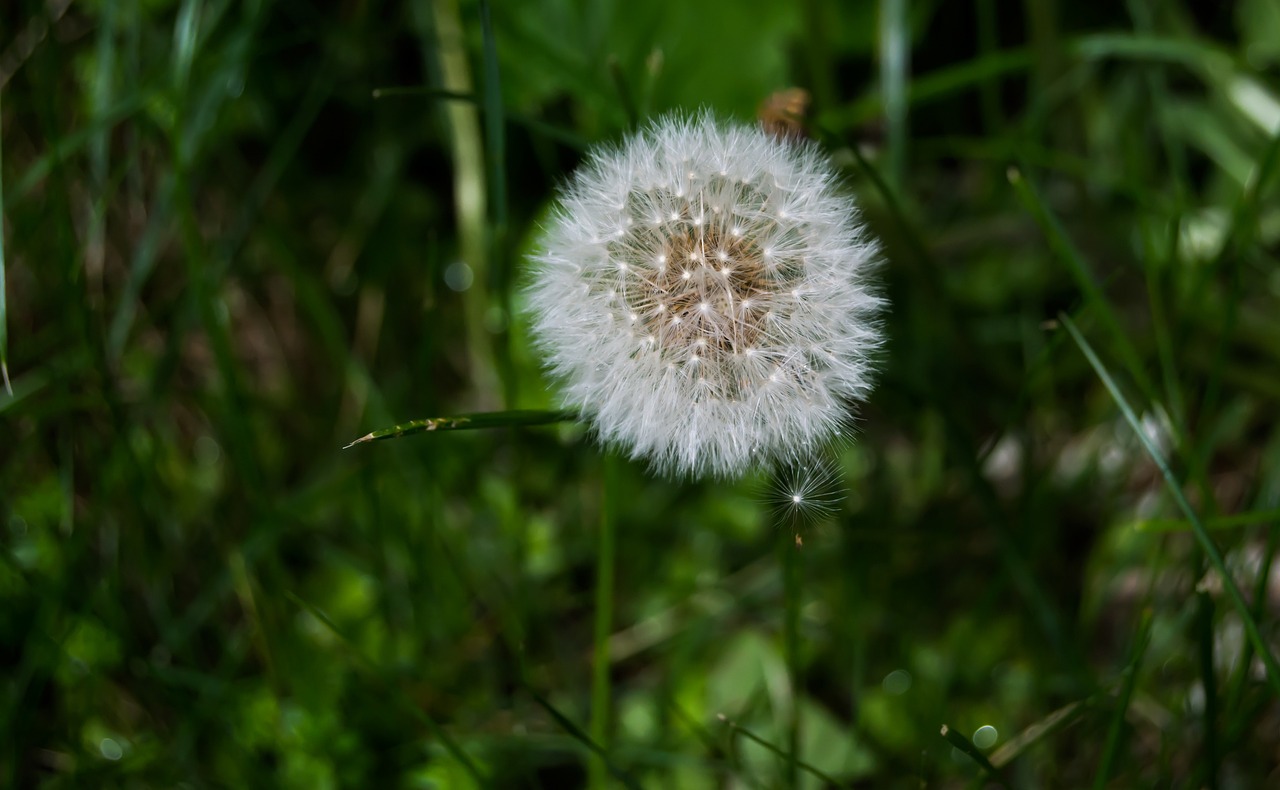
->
<box><xmin>3</xmin><ymin>0</ymin><xmax>1280</xmax><ymax>787</ymax></box>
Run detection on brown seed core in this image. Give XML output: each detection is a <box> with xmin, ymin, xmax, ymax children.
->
<box><xmin>627</xmin><ymin>225</ymin><xmax>777</xmax><ymax>360</ymax></box>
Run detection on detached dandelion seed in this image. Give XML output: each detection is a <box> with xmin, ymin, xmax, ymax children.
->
<box><xmin>527</xmin><ymin>112</ymin><xmax>883</xmax><ymax>478</ymax></box>
<box><xmin>766</xmin><ymin>457</ymin><xmax>844</xmax><ymax>532</ymax></box>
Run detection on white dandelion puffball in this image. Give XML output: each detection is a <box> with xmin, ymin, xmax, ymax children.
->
<box><xmin>527</xmin><ymin>113</ymin><xmax>883</xmax><ymax>479</ymax></box>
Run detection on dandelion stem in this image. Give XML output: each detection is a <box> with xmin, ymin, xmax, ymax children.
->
<box><xmin>780</xmin><ymin>530</ymin><xmax>802</xmax><ymax>789</ymax></box>
<box><xmin>589</xmin><ymin>453</ymin><xmax>620</xmax><ymax>790</ymax></box>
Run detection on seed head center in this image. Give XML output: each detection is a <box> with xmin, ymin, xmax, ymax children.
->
<box><xmin>624</xmin><ymin>224</ymin><xmax>771</xmax><ymax>357</ymax></box>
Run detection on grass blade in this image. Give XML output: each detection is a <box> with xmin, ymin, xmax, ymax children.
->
<box><xmin>478</xmin><ymin>0</ymin><xmax>518</xmax><ymax>407</ymax></box>
<box><xmin>719</xmin><ymin>715</ymin><xmax>848</xmax><ymax>788</ymax></box>
<box><xmin>878</xmin><ymin>0</ymin><xmax>910</xmax><ymax>190</ymax></box>
<box><xmin>286</xmin><ymin>592</ymin><xmax>489</xmax><ymax>785</ymax></box>
<box><xmin>524</xmin><ymin>686</ymin><xmax>643</xmax><ymax>790</ymax></box>
<box><xmin>1093</xmin><ymin>609</ymin><xmax>1152</xmax><ymax>789</ymax></box>
<box><xmin>1196</xmin><ymin>126</ymin><xmax>1280</xmax><ymax>436</ymax></box>
<box><xmin>421</xmin><ymin>0</ymin><xmax>498</xmax><ymax>403</ymax></box>
<box><xmin>989</xmin><ymin>697</ymin><xmax>1096</xmax><ymax>769</ymax></box>
<box><xmin>0</xmin><ymin>88</ymin><xmax>9</xmax><ymax>396</ymax></box>
<box><xmin>1060</xmin><ymin>313</ymin><xmax>1280</xmax><ymax>698</ymax></box>
<box><xmin>976</xmin><ymin>0</ymin><xmax>1004</xmax><ymax>133</ymax></box>
<box><xmin>171</xmin><ymin>0</ymin><xmax>202</xmax><ymax>92</ymax></box>
<box><xmin>940</xmin><ymin>724</ymin><xmax>1009</xmax><ymax>788</ymax></box>
<box><xmin>343</xmin><ymin>409</ymin><xmax>577</xmax><ymax>448</ymax></box>
<box><xmin>606</xmin><ymin>56</ymin><xmax>637</xmax><ymax>129</ymax></box>
<box><xmin>1195</xmin><ymin>590</ymin><xmax>1220</xmax><ymax>789</ymax></box>
<box><xmin>1009</xmin><ymin>167</ymin><xmax>1156</xmax><ymax>402</ymax></box>
<box><xmin>1224</xmin><ymin>438</ymin><xmax>1280</xmax><ymax>726</ymax></box>
<box><xmin>1130</xmin><ymin>508</ymin><xmax>1280</xmax><ymax>533</ymax></box>
<box><xmin>479</xmin><ymin>0</ymin><xmax>506</xmax><ymax>233</ymax></box>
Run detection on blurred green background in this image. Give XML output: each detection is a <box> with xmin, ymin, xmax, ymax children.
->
<box><xmin>4</xmin><ymin>0</ymin><xmax>1280</xmax><ymax>786</ymax></box>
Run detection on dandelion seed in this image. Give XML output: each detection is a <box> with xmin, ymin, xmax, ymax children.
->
<box><xmin>526</xmin><ymin>112</ymin><xmax>883</xmax><ymax>478</ymax></box>
<box><xmin>766</xmin><ymin>456</ymin><xmax>844</xmax><ymax>531</ymax></box>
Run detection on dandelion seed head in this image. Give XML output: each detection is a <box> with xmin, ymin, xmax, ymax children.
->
<box><xmin>527</xmin><ymin>112</ymin><xmax>883</xmax><ymax>478</ymax></box>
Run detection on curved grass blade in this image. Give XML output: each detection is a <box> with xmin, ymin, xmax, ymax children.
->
<box><xmin>718</xmin><ymin>715</ymin><xmax>848</xmax><ymax>788</ymax></box>
<box><xmin>940</xmin><ymin>724</ymin><xmax>1009</xmax><ymax>788</ymax></box>
<box><xmin>1068</xmin><ymin>33</ymin><xmax>1234</xmax><ymax>74</ymax></box>
<box><xmin>989</xmin><ymin>696</ymin><xmax>1097</xmax><ymax>769</ymax></box>
<box><xmin>525</xmin><ymin>686</ymin><xmax>643</xmax><ymax>790</ymax></box>
<box><xmin>1061</xmin><ymin>314</ymin><xmax>1280</xmax><ymax>698</ymax></box>
<box><xmin>828</xmin><ymin>47</ymin><xmax>1032</xmax><ymax>128</ymax></box>
<box><xmin>285</xmin><ymin>591</ymin><xmax>489</xmax><ymax>785</ymax></box>
<box><xmin>11</xmin><ymin>96</ymin><xmax>150</xmax><ymax>201</ymax></box>
<box><xmin>829</xmin><ymin>34</ymin><xmax>1234</xmax><ymax>131</ymax></box>
<box><xmin>343</xmin><ymin>409</ymin><xmax>577</xmax><ymax>448</ymax></box>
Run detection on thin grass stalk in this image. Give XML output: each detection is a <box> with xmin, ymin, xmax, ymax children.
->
<box><xmin>87</xmin><ymin>0</ymin><xmax>114</xmax><ymax>314</ymax></box>
<box><xmin>1196</xmin><ymin>590</ymin><xmax>1221</xmax><ymax>789</ymax></box>
<box><xmin>720</xmin><ymin>716</ymin><xmax>846</xmax><ymax>787</ymax></box>
<box><xmin>1093</xmin><ymin>609</ymin><xmax>1151</xmax><ymax>789</ymax></box>
<box><xmin>1196</xmin><ymin>128</ymin><xmax>1280</xmax><ymax>460</ymax></box>
<box><xmin>589</xmin><ymin>453</ymin><xmax>620</xmax><ymax>790</ymax></box>
<box><xmin>878</xmin><ymin>0</ymin><xmax>909</xmax><ymax>191</ymax></box>
<box><xmin>941</xmin><ymin>724</ymin><xmax>1009</xmax><ymax>787</ymax></box>
<box><xmin>1021</xmin><ymin>0</ymin><xmax>1063</xmax><ymax>139</ymax></box>
<box><xmin>976</xmin><ymin>0</ymin><xmax>1004</xmax><ymax>134</ymax></box>
<box><xmin>1140</xmin><ymin>217</ymin><xmax>1186</xmax><ymax>432</ymax></box>
<box><xmin>801</xmin><ymin>0</ymin><xmax>835</xmax><ymax>110</ymax></box>
<box><xmin>477</xmin><ymin>0</ymin><xmax>518</xmax><ymax>408</ymax></box>
<box><xmin>0</xmin><ymin>87</ymin><xmax>9</xmax><ymax>396</ymax></box>
<box><xmin>1011</xmin><ymin>167</ymin><xmax>1220</xmax><ymax>516</ymax></box>
<box><xmin>428</xmin><ymin>0</ymin><xmax>500</xmax><ymax>406</ymax></box>
<box><xmin>844</xmin><ymin>529</ymin><xmax>866</xmax><ymax>749</ymax></box>
<box><xmin>1223</xmin><ymin>440</ymin><xmax>1280</xmax><ymax>735</ymax></box>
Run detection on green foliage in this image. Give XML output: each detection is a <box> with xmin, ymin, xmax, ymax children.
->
<box><xmin>3</xmin><ymin>0</ymin><xmax>1280</xmax><ymax>786</ymax></box>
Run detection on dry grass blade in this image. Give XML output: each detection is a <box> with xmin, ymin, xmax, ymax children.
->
<box><xmin>343</xmin><ymin>409</ymin><xmax>577</xmax><ymax>448</ymax></box>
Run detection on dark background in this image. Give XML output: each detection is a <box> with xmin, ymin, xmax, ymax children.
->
<box><xmin>3</xmin><ymin>0</ymin><xmax>1280</xmax><ymax>786</ymax></box>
